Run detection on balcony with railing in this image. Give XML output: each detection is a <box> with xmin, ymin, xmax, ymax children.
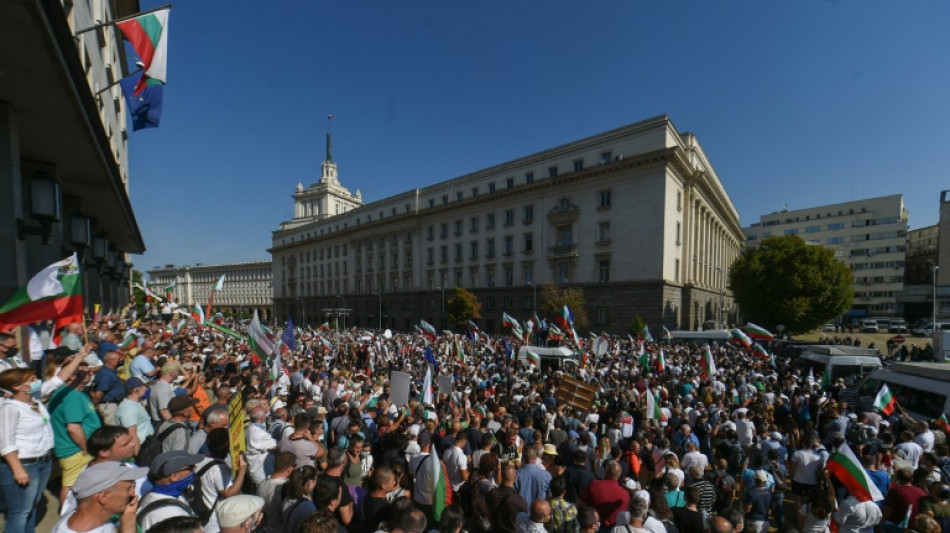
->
<box><xmin>548</xmin><ymin>244</ymin><xmax>579</xmax><ymax>259</ymax></box>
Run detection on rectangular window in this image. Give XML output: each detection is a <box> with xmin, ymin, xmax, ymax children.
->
<box><xmin>470</xmin><ymin>270</ymin><xmax>478</xmax><ymax>288</ymax></box>
<box><xmin>471</xmin><ymin>187</ymin><xmax>479</xmax><ymax>197</ymax></box>
<box><xmin>805</xmin><ymin>225</ymin><xmax>821</xmax><ymax>233</ymax></box>
<box><xmin>784</xmin><ymin>228</ymin><xmax>798</xmax><ymax>235</ymax></box>
<box><xmin>470</xmin><ymin>217</ymin><xmax>479</xmax><ymax>232</ymax></box>
<box><xmin>456</xmin><ymin>191</ymin><xmax>463</xmax><ymax>201</ymax></box>
<box><xmin>523</xmin><ymin>264</ymin><xmax>533</xmax><ymax>285</ymax></box>
<box><xmin>827</xmin><ymin>237</ymin><xmax>844</xmax><ymax>244</ymax></box>
<box><xmin>503</xmin><ymin>297</ymin><xmax>512</xmax><ymax>311</ymax></box>
<box><xmin>455</xmin><ymin>271</ymin><xmax>462</xmax><ymax>287</ymax></box>
<box><xmin>454</xmin><ymin>243</ymin><xmax>462</xmax><ymax>261</ymax></box>
<box><xmin>486</xmin><ymin>213</ymin><xmax>495</xmax><ymax>229</ymax></box>
<box><xmin>598</xmin><ymin>260</ymin><xmax>610</xmax><ymax>283</ymax></box>
<box><xmin>488</xmin><ymin>183</ymin><xmax>496</xmax><ymax>193</ymax></box>
<box><xmin>827</xmin><ymin>222</ymin><xmax>845</xmax><ymax>230</ymax></box>
<box><xmin>455</xmin><ymin>220</ymin><xmax>463</xmax><ymax>235</ymax></box>
<box><xmin>504</xmin><ymin>265</ymin><xmax>513</xmax><ymax>287</ymax></box>
<box><xmin>524</xmin><ymin>205</ymin><xmax>534</xmax><ymax>223</ymax></box>
<box><xmin>470</xmin><ymin>241</ymin><xmax>479</xmax><ymax>258</ymax></box>
<box><xmin>598</xmin><ymin>222</ymin><xmax>611</xmax><ymax>243</ymax></box>
<box><xmin>486</xmin><ymin>266</ymin><xmax>495</xmax><ymax>287</ymax></box>
<box><xmin>600</xmin><ymin>151</ymin><xmax>612</xmax><ymax>164</ymax></box>
<box><xmin>674</xmin><ymin>258</ymin><xmax>680</xmax><ymax>283</ymax></box>
<box><xmin>600</xmin><ymin>190</ymin><xmax>611</xmax><ymax>208</ymax></box>
<box><xmin>556</xmin><ymin>225</ymin><xmax>572</xmax><ymax>246</ymax></box>
<box><xmin>525</xmin><ymin>172</ymin><xmax>534</xmax><ymax>184</ymax></box>
<box><xmin>504</xmin><ymin>236</ymin><xmax>513</xmax><ymax>255</ymax></box>
<box><xmin>677</xmin><ymin>190</ymin><xmax>682</xmax><ymax>211</ymax></box>
<box><xmin>486</xmin><ymin>297</ymin><xmax>495</xmax><ymax>310</ymax></box>
<box><xmin>428</xmin><ymin>199</ymin><xmax>435</xmax><ymax>208</ymax></box>
<box><xmin>676</xmin><ymin>222</ymin><xmax>681</xmax><ymax>245</ymax></box>
<box><xmin>524</xmin><ymin>232</ymin><xmax>533</xmax><ymax>252</ymax></box>
<box><xmin>557</xmin><ymin>263</ymin><xmax>569</xmax><ymax>284</ymax></box>
<box><xmin>442</xmin><ymin>195</ymin><xmax>448</xmax><ymax>205</ymax></box>
<box><xmin>487</xmin><ymin>238</ymin><xmax>495</xmax><ymax>257</ymax></box>
<box><xmin>573</xmin><ymin>159</ymin><xmax>584</xmax><ymax>172</ymax></box>
<box><xmin>548</xmin><ymin>166</ymin><xmax>558</xmax><ymax>178</ymax></box>
<box><xmin>504</xmin><ymin>209</ymin><xmax>514</xmax><ymax>226</ymax></box>
<box><xmin>506</xmin><ymin>177</ymin><xmax>514</xmax><ymax>189</ymax></box>
<box><xmin>596</xmin><ymin>307</ymin><xmax>608</xmax><ymax>326</ymax></box>
<box><xmin>439</xmin><ymin>246</ymin><xmax>447</xmax><ymax>263</ymax></box>
<box><xmin>440</xmin><ymin>223</ymin><xmax>448</xmax><ymax>239</ymax></box>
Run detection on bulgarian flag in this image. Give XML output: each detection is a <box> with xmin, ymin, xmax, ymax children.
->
<box><xmin>419</xmin><ymin>320</ymin><xmax>437</xmax><ymax>341</ymax></box>
<box><xmin>701</xmin><ymin>345</ymin><xmax>717</xmax><ymax>378</ymax></box>
<box><xmin>639</xmin><ymin>348</ymin><xmax>651</xmax><ymax>371</ymax></box>
<box><xmin>937</xmin><ymin>414</ymin><xmax>950</xmax><ymax>433</ymax></box>
<box><xmin>0</xmin><ymin>254</ymin><xmax>83</xmax><ymax>330</ymax></box>
<box><xmin>164</xmin><ymin>282</ymin><xmax>175</xmax><ymax>298</ymax></box>
<box><xmin>206</xmin><ymin>274</ymin><xmax>225</xmax><ymax>321</ymax></box>
<box><xmin>820</xmin><ymin>365</ymin><xmax>832</xmax><ymax>389</ymax></box>
<box><xmin>248</xmin><ymin>311</ymin><xmax>275</xmax><ymax>360</ymax></box>
<box><xmin>119</xmin><ymin>330</ymin><xmax>138</xmax><ymax>349</ymax></box>
<box><xmin>873</xmin><ymin>384</ymin><xmax>898</xmax><ymax>416</ymax></box>
<box><xmin>751</xmin><ymin>342</ymin><xmax>771</xmax><ymax>360</ymax></box>
<box><xmin>319</xmin><ymin>321</ymin><xmax>330</xmax><ymax>331</ymax></box>
<box><xmin>454</xmin><ymin>340</ymin><xmax>467</xmax><ymax>368</ymax></box>
<box><xmin>116</xmin><ymin>8</ymin><xmax>169</xmax><ymax>93</ymax></box>
<box><xmin>467</xmin><ymin>320</ymin><xmax>480</xmax><ymax>342</ymax></box>
<box><xmin>826</xmin><ymin>443</ymin><xmax>884</xmax><ymax>502</ymax></box>
<box><xmin>662</xmin><ymin>326</ymin><xmax>672</xmax><ymax>341</ymax></box>
<box><xmin>531</xmin><ymin>313</ymin><xmax>542</xmax><ymax>332</ymax></box>
<box><xmin>423</xmin><ymin>364</ymin><xmax>434</xmax><ymax>406</ymax></box>
<box><xmin>548</xmin><ymin>323</ymin><xmax>565</xmax><ymax>341</ymax></box>
<box><xmin>730</xmin><ymin>328</ymin><xmax>752</xmax><ymax>349</ymax></box>
<box><xmin>745</xmin><ymin>322</ymin><xmax>774</xmax><ymax>342</ymax></box>
<box><xmin>502</xmin><ymin>312</ymin><xmax>522</xmax><ymax>337</ymax></box>
<box><xmin>191</xmin><ymin>303</ymin><xmax>205</xmax><ymax>324</ymax></box>
<box><xmin>429</xmin><ymin>447</ymin><xmax>453</xmax><ymax>521</ymax></box>
<box><xmin>555</xmin><ymin>305</ymin><xmax>574</xmax><ymax>331</ymax></box>
<box><xmin>645</xmin><ymin>390</ymin><xmax>665</xmax><ymax>421</ymax></box>
<box><xmin>656</xmin><ymin>348</ymin><xmax>666</xmax><ymax>373</ymax></box>
<box><xmin>526</xmin><ymin>349</ymin><xmax>541</xmax><ymax>366</ymax></box>
<box><xmin>640</xmin><ymin>325</ymin><xmax>653</xmax><ymax>342</ymax></box>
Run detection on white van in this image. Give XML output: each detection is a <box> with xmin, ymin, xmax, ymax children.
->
<box><xmin>857</xmin><ymin>362</ymin><xmax>950</xmax><ymax>420</ymax></box>
<box><xmin>860</xmin><ymin>319</ymin><xmax>879</xmax><ymax>333</ymax></box>
<box><xmin>797</xmin><ymin>345</ymin><xmax>882</xmax><ymax>387</ymax></box>
<box><xmin>668</xmin><ymin>329</ymin><xmax>731</xmax><ymax>345</ymax></box>
<box><xmin>517</xmin><ymin>345</ymin><xmax>577</xmax><ymax>369</ymax></box>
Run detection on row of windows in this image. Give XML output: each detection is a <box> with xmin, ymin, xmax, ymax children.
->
<box><xmin>854</xmin><ymin>276</ymin><xmax>904</xmax><ymax>284</ymax></box>
<box><xmin>850</xmin><ymin>261</ymin><xmax>905</xmax><ymax>270</ymax></box>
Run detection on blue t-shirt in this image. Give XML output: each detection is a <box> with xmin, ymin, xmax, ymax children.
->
<box><xmin>94</xmin><ymin>366</ymin><xmax>125</xmax><ymax>403</ymax></box>
<box><xmin>97</xmin><ymin>341</ymin><xmax>120</xmax><ymax>358</ymax></box>
<box><xmin>130</xmin><ymin>355</ymin><xmax>155</xmax><ymax>379</ymax></box>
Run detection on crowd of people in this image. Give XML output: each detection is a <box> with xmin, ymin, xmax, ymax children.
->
<box><xmin>0</xmin><ymin>304</ymin><xmax>947</xmax><ymax>533</ymax></box>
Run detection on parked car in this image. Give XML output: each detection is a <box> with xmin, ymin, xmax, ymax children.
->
<box><xmin>860</xmin><ymin>319</ymin><xmax>879</xmax><ymax>333</ymax></box>
<box><xmin>823</xmin><ymin>323</ymin><xmax>836</xmax><ymax>332</ymax></box>
<box><xmin>913</xmin><ymin>322</ymin><xmax>950</xmax><ymax>337</ymax></box>
<box><xmin>889</xmin><ymin>318</ymin><xmax>908</xmax><ymax>333</ymax></box>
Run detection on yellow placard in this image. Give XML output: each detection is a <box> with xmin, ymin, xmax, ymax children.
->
<box><xmin>228</xmin><ymin>391</ymin><xmax>246</xmax><ymax>467</ymax></box>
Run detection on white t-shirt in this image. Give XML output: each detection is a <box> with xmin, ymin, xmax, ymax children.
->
<box><xmin>443</xmin><ymin>445</ymin><xmax>469</xmax><ymax>491</ymax></box>
<box><xmin>196</xmin><ymin>458</ymin><xmax>232</xmax><ymax>533</ymax></box>
<box><xmin>50</xmin><ymin>512</ymin><xmax>115</xmax><ymax>533</ymax></box>
<box><xmin>136</xmin><ymin>492</ymin><xmax>191</xmax><ymax>531</ymax></box>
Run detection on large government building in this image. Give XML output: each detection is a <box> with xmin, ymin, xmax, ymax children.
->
<box><xmin>0</xmin><ymin>0</ymin><xmax>145</xmax><ymax>314</ymax></box>
<box><xmin>147</xmin><ymin>261</ymin><xmax>274</xmax><ymax>320</ymax></box>
<box><xmin>743</xmin><ymin>194</ymin><xmax>908</xmax><ymax>319</ymax></box>
<box><xmin>270</xmin><ymin>115</ymin><xmax>743</xmax><ymax>334</ymax></box>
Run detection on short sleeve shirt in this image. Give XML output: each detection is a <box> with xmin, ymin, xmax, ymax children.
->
<box><xmin>147</xmin><ymin>381</ymin><xmax>175</xmax><ymax>422</ymax></box>
<box><xmin>115</xmin><ymin>398</ymin><xmax>153</xmax><ymax>440</ymax></box>
<box><xmin>49</xmin><ymin>387</ymin><xmax>101</xmax><ymax>458</ymax></box>
<box><xmin>130</xmin><ymin>355</ymin><xmax>155</xmax><ymax>380</ymax></box>
<box><xmin>94</xmin><ymin>366</ymin><xmax>125</xmax><ymax>403</ymax></box>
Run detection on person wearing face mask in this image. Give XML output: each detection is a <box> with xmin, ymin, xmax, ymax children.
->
<box><xmin>49</xmin><ymin>461</ymin><xmax>147</xmax><ymax>533</ymax></box>
<box><xmin>136</xmin><ymin>450</ymin><xmax>204</xmax><ymax>530</ymax></box>
<box><xmin>0</xmin><ymin>367</ymin><xmax>56</xmax><ymax>533</ymax></box>
<box><xmin>0</xmin><ymin>332</ymin><xmax>28</xmax><ymax>372</ymax></box>
<box><xmin>215</xmin><ymin>494</ymin><xmax>265</xmax><ymax>533</ymax></box>
<box><xmin>49</xmin><ymin>358</ymin><xmax>101</xmax><ymax>506</ymax></box>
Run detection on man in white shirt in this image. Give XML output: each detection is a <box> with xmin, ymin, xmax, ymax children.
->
<box><xmin>443</xmin><ymin>433</ymin><xmax>469</xmax><ymax>491</ymax></box>
<box><xmin>51</xmin><ymin>461</ymin><xmax>147</xmax><ymax>533</ymax></box>
<box><xmin>833</xmin><ymin>494</ymin><xmax>882</xmax><ymax>533</ymax></box>
<box><xmin>895</xmin><ymin>430</ymin><xmax>924</xmax><ymax>469</ymax></box>
<box><xmin>137</xmin><ymin>451</ymin><xmax>205</xmax><ymax>530</ymax></box>
<box><xmin>681</xmin><ymin>442</ymin><xmax>708</xmax><ymax>473</ymax></box>
<box><xmin>735</xmin><ymin>410</ymin><xmax>756</xmax><ymax>447</ymax></box>
<box><xmin>245</xmin><ymin>407</ymin><xmax>277</xmax><ymax>485</ymax></box>
<box><xmin>914</xmin><ymin>422</ymin><xmax>935</xmax><ymax>453</ymax></box>
<box><xmin>789</xmin><ymin>433</ymin><xmax>828</xmax><ymax>495</ymax></box>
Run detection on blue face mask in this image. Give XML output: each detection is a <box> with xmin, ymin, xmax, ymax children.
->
<box><xmin>29</xmin><ymin>380</ymin><xmax>41</xmax><ymax>400</ymax></box>
<box><xmin>152</xmin><ymin>472</ymin><xmax>194</xmax><ymax>497</ymax></box>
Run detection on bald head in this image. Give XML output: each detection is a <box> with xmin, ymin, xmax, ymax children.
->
<box><xmin>711</xmin><ymin>517</ymin><xmax>732</xmax><ymax>533</ymax></box>
<box><xmin>530</xmin><ymin>499</ymin><xmax>551</xmax><ymax>523</ymax></box>
<box><xmin>501</xmin><ymin>465</ymin><xmax>518</xmax><ymax>486</ymax></box>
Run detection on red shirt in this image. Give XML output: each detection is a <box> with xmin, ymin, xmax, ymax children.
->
<box><xmin>885</xmin><ymin>484</ymin><xmax>927</xmax><ymax>522</ymax></box>
<box><xmin>583</xmin><ymin>479</ymin><xmax>630</xmax><ymax>528</ymax></box>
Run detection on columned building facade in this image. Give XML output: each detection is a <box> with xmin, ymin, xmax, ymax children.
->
<box><xmin>271</xmin><ymin>116</ymin><xmax>743</xmax><ymax>334</ymax></box>
<box><xmin>148</xmin><ymin>261</ymin><xmax>273</xmax><ymax>320</ymax></box>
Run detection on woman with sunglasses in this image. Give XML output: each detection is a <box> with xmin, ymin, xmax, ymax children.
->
<box><xmin>0</xmin><ymin>367</ymin><xmax>56</xmax><ymax>533</ymax></box>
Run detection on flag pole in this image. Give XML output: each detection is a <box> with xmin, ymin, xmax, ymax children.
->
<box><xmin>94</xmin><ymin>68</ymin><xmax>143</xmax><ymax>96</ymax></box>
<box><xmin>73</xmin><ymin>3</ymin><xmax>173</xmax><ymax>36</ymax></box>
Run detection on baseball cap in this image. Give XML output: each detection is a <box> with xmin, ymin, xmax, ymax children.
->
<box><xmin>543</xmin><ymin>444</ymin><xmax>558</xmax><ymax>456</ymax></box>
<box><xmin>568</xmin><ymin>430</ymin><xmax>580</xmax><ymax>439</ymax></box>
<box><xmin>216</xmin><ymin>494</ymin><xmax>265</xmax><ymax>528</ymax></box>
<box><xmin>124</xmin><ymin>377</ymin><xmax>146</xmax><ymax>394</ymax></box>
<box><xmin>167</xmin><ymin>395</ymin><xmax>196</xmax><ymax>414</ymax></box>
<box><xmin>72</xmin><ymin>461</ymin><xmax>148</xmax><ymax>499</ymax></box>
<box><xmin>161</xmin><ymin>362</ymin><xmax>181</xmax><ymax>375</ymax></box>
<box><xmin>417</xmin><ymin>429</ymin><xmax>433</xmax><ymax>447</ymax></box>
<box><xmin>408</xmin><ymin>424</ymin><xmax>421</xmax><ymax>436</ymax></box>
<box><xmin>754</xmin><ymin>470</ymin><xmax>768</xmax><ymax>482</ymax></box>
<box><xmin>150</xmin><ymin>451</ymin><xmax>205</xmax><ymax>479</ymax></box>
<box><xmin>770</xmin><ymin>432</ymin><xmax>783</xmax><ymax>441</ymax></box>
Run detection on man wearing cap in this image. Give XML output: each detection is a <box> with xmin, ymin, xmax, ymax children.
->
<box><xmin>49</xmin><ymin>357</ymin><xmax>101</xmax><ymax>505</ymax></box>
<box><xmin>115</xmin><ymin>377</ymin><xmax>153</xmax><ymax>448</ymax></box>
<box><xmin>216</xmin><ymin>494</ymin><xmax>264</xmax><ymax>533</ymax></box>
<box><xmin>137</xmin><ymin>451</ymin><xmax>204</xmax><ymax>530</ymax></box>
<box><xmin>148</xmin><ymin>362</ymin><xmax>181</xmax><ymax>425</ymax></box>
<box><xmin>50</xmin><ymin>461</ymin><xmax>147</xmax><ymax>533</ymax></box>
<box><xmin>156</xmin><ymin>395</ymin><xmax>195</xmax><ymax>453</ymax></box>
<box><xmin>91</xmin><ymin>351</ymin><xmax>126</xmax><ymax>425</ymax></box>
<box><xmin>743</xmin><ymin>470</ymin><xmax>773</xmax><ymax>533</ymax></box>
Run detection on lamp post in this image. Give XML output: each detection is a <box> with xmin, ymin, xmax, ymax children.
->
<box><xmin>527</xmin><ymin>282</ymin><xmax>537</xmax><ymax>314</ymax></box>
<box><xmin>336</xmin><ymin>294</ymin><xmax>346</xmax><ymax>331</ymax></box>
<box><xmin>715</xmin><ymin>266</ymin><xmax>724</xmax><ymax>328</ymax></box>
<box><xmin>296</xmin><ymin>297</ymin><xmax>302</xmax><ymax>326</ymax></box>
<box><xmin>933</xmin><ymin>265</ymin><xmax>940</xmax><ymax>342</ymax></box>
<box><xmin>436</xmin><ymin>286</ymin><xmax>445</xmax><ymax>329</ymax></box>
<box><xmin>375</xmin><ymin>292</ymin><xmax>382</xmax><ymax>331</ymax></box>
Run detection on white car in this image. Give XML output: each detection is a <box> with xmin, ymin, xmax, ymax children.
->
<box><xmin>823</xmin><ymin>323</ymin><xmax>836</xmax><ymax>332</ymax></box>
<box><xmin>860</xmin><ymin>319</ymin><xmax>879</xmax><ymax>333</ymax></box>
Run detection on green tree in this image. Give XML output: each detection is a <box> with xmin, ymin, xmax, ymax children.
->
<box><xmin>130</xmin><ymin>270</ymin><xmax>146</xmax><ymax>310</ymax></box>
<box><xmin>629</xmin><ymin>315</ymin><xmax>646</xmax><ymax>337</ymax></box>
<box><xmin>539</xmin><ymin>284</ymin><xmax>588</xmax><ymax>330</ymax></box>
<box><xmin>729</xmin><ymin>235</ymin><xmax>852</xmax><ymax>335</ymax></box>
<box><xmin>446</xmin><ymin>287</ymin><xmax>482</xmax><ymax>330</ymax></box>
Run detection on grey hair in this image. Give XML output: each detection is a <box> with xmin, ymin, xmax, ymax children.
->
<box><xmin>205</xmin><ymin>409</ymin><xmax>228</xmax><ymax>426</ymax></box>
<box><xmin>629</xmin><ymin>495</ymin><xmax>649</xmax><ymax>521</ymax></box>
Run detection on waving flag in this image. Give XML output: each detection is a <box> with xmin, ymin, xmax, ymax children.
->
<box><xmin>454</xmin><ymin>340</ymin><xmax>467</xmax><ymax>368</ymax></box>
<box><xmin>640</xmin><ymin>325</ymin><xmax>653</xmax><ymax>342</ymax></box>
<box><xmin>656</xmin><ymin>348</ymin><xmax>666</xmax><ymax>373</ymax></box>
<box><xmin>548</xmin><ymin>323</ymin><xmax>565</xmax><ymax>341</ymax></box>
<box><xmin>873</xmin><ymin>384</ymin><xmax>897</xmax><ymax>416</ymax></box>
<box><xmin>116</xmin><ymin>8</ymin><xmax>170</xmax><ymax>92</ymax></box>
<box><xmin>190</xmin><ymin>303</ymin><xmax>205</xmax><ymax>325</ymax></box>
<box><xmin>701</xmin><ymin>345</ymin><xmax>717</xmax><ymax>378</ymax></box>
<box><xmin>826</xmin><ymin>443</ymin><xmax>884</xmax><ymax>502</ymax></box>
<box><xmin>282</xmin><ymin>318</ymin><xmax>296</xmax><ymax>352</ymax></box>
<box><xmin>662</xmin><ymin>326</ymin><xmax>672</xmax><ymax>341</ymax></box>
<box><xmin>937</xmin><ymin>414</ymin><xmax>950</xmax><ymax>433</ymax></box>
<box><xmin>422</xmin><ymin>365</ymin><xmax>434</xmax><ymax>406</ymax></box>
<box><xmin>555</xmin><ymin>305</ymin><xmax>574</xmax><ymax>331</ymax></box>
<box><xmin>751</xmin><ymin>342</ymin><xmax>771</xmax><ymax>361</ymax></box>
<box><xmin>467</xmin><ymin>321</ymin><xmax>481</xmax><ymax>342</ymax></box>
<box><xmin>526</xmin><ymin>349</ymin><xmax>540</xmax><ymax>366</ymax></box>
<box><xmin>423</xmin><ymin>346</ymin><xmax>439</xmax><ymax>373</ymax></box>
<box><xmin>745</xmin><ymin>322</ymin><xmax>774</xmax><ymax>342</ymax></box>
<box><xmin>428</xmin><ymin>445</ymin><xmax>452</xmax><ymax>520</ymax></box>
<box><xmin>532</xmin><ymin>313</ymin><xmax>542</xmax><ymax>332</ymax></box>
<box><xmin>206</xmin><ymin>274</ymin><xmax>226</xmax><ymax>321</ymax></box>
<box><xmin>502</xmin><ymin>313</ymin><xmax>522</xmax><ymax>337</ymax></box>
<box><xmin>248</xmin><ymin>311</ymin><xmax>275</xmax><ymax>360</ymax></box>
<box><xmin>419</xmin><ymin>320</ymin><xmax>437</xmax><ymax>341</ymax></box>
<box><xmin>730</xmin><ymin>328</ymin><xmax>753</xmax><ymax>349</ymax></box>
<box><xmin>0</xmin><ymin>254</ymin><xmax>83</xmax><ymax>330</ymax></box>
<box><xmin>645</xmin><ymin>390</ymin><xmax>664</xmax><ymax>420</ymax></box>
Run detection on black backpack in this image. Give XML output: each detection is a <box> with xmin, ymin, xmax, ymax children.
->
<box><xmin>727</xmin><ymin>442</ymin><xmax>746</xmax><ymax>473</ymax></box>
<box><xmin>184</xmin><ymin>459</ymin><xmax>225</xmax><ymax>524</ymax></box>
<box><xmin>136</xmin><ymin>422</ymin><xmax>186</xmax><ymax>469</ymax></box>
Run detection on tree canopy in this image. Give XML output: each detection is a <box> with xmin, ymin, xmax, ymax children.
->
<box><xmin>446</xmin><ymin>287</ymin><xmax>482</xmax><ymax>330</ymax></box>
<box><xmin>540</xmin><ymin>284</ymin><xmax>588</xmax><ymax>330</ymax></box>
<box><xmin>728</xmin><ymin>235</ymin><xmax>852</xmax><ymax>335</ymax></box>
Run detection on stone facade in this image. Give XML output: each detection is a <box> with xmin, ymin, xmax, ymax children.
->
<box><xmin>270</xmin><ymin>115</ymin><xmax>743</xmax><ymax>334</ymax></box>
<box><xmin>148</xmin><ymin>261</ymin><xmax>273</xmax><ymax>320</ymax></box>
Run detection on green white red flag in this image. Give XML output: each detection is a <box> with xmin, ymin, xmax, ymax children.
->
<box><xmin>526</xmin><ymin>349</ymin><xmax>540</xmax><ymax>366</ymax></box>
<box><xmin>873</xmin><ymin>384</ymin><xmax>897</xmax><ymax>416</ymax></box>
<box><xmin>656</xmin><ymin>348</ymin><xmax>666</xmax><ymax>373</ymax></box>
<box><xmin>701</xmin><ymin>345</ymin><xmax>717</xmax><ymax>378</ymax></box>
<box><xmin>645</xmin><ymin>390</ymin><xmax>665</xmax><ymax>420</ymax></box>
<box><xmin>548</xmin><ymin>323</ymin><xmax>565</xmax><ymax>341</ymax></box>
<box><xmin>428</xmin><ymin>446</ymin><xmax>452</xmax><ymax>520</ymax></box>
<box><xmin>116</xmin><ymin>8</ymin><xmax>169</xmax><ymax>92</ymax></box>
<box><xmin>502</xmin><ymin>313</ymin><xmax>522</xmax><ymax>337</ymax></box>
<box><xmin>730</xmin><ymin>328</ymin><xmax>752</xmax><ymax>349</ymax></box>
<box><xmin>640</xmin><ymin>325</ymin><xmax>653</xmax><ymax>342</ymax></box>
<box><xmin>0</xmin><ymin>253</ymin><xmax>83</xmax><ymax>330</ymax></box>
<box><xmin>937</xmin><ymin>414</ymin><xmax>950</xmax><ymax>433</ymax></box>
<box><xmin>419</xmin><ymin>320</ymin><xmax>437</xmax><ymax>341</ymax></box>
<box><xmin>662</xmin><ymin>326</ymin><xmax>672</xmax><ymax>341</ymax></box>
<box><xmin>751</xmin><ymin>342</ymin><xmax>770</xmax><ymax>360</ymax></box>
<box><xmin>190</xmin><ymin>303</ymin><xmax>205</xmax><ymax>324</ymax></box>
<box><xmin>826</xmin><ymin>443</ymin><xmax>884</xmax><ymax>501</ymax></box>
<box><xmin>164</xmin><ymin>282</ymin><xmax>175</xmax><ymax>297</ymax></box>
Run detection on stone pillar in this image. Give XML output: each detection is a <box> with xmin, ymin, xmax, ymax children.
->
<box><xmin>0</xmin><ymin>102</ymin><xmax>27</xmax><ymax>301</ymax></box>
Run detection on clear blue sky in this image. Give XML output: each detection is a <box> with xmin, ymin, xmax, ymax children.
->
<box><xmin>129</xmin><ymin>0</ymin><xmax>950</xmax><ymax>275</ymax></box>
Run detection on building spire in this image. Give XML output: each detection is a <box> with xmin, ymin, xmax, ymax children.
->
<box><xmin>326</xmin><ymin>113</ymin><xmax>333</xmax><ymax>162</ymax></box>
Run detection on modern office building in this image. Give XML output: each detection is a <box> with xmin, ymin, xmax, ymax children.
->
<box><xmin>270</xmin><ymin>115</ymin><xmax>743</xmax><ymax>333</ymax></box>
<box><xmin>743</xmin><ymin>194</ymin><xmax>908</xmax><ymax>318</ymax></box>
<box><xmin>0</xmin><ymin>0</ymin><xmax>144</xmax><ymax>314</ymax></box>
<box><xmin>147</xmin><ymin>261</ymin><xmax>274</xmax><ymax>320</ymax></box>
<box><xmin>898</xmin><ymin>224</ymin><xmax>938</xmax><ymax>322</ymax></box>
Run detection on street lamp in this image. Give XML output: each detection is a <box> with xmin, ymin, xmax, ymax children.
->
<box><xmin>336</xmin><ymin>294</ymin><xmax>346</xmax><ymax>331</ymax></box>
<box><xmin>527</xmin><ymin>282</ymin><xmax>537</xmax><ymax>314</ymax></box>
<box><xmin>296</xmin><ymin>297</ymin><xmax>303</xmax><ymax>326</ymax></box>
<box><xmin>436</xmin><ymin>286</ymin><xmax>445</xmax><ymax>329</ymax></box>
<box><xmin>933</xmin><ymin>265</ymin><xmax>940</xmax><ymax>343</ymax></box>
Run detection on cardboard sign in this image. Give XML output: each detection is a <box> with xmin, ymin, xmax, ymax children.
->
<box><xmin>438</xmin><ymin>374</ymin><xmax>453</xmax><ymax>395</ymax></box>
<box><xmin>227</xmin><ymin>390</ymin><xmax>246</xmax><ymax>467</ymax></box>
<box><xmin>556</xmin><ymin>375</ymin><xmax>597</xmax><ymax>413</ymax></box>
<box><xmin>390</xmin><ymin>371</ymin><xmax>412</xmax><ymax>407</ymax></box>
